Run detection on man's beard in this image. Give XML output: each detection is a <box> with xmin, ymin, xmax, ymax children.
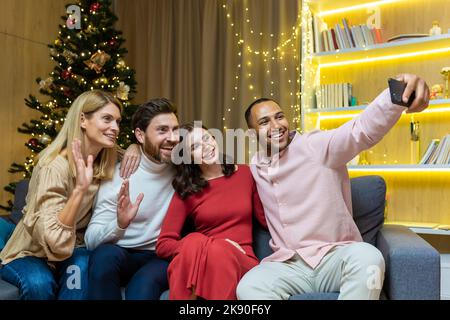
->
<box><xmin>142</xmin><ymin>136</ymin><xmax>172</xmax><ymax>163</ymax></box>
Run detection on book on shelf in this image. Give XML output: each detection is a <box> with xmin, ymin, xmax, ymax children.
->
<box><xmin>312</xmin><ymin>15</ymin><xmax>324</xmax><ymax>53</ymax></box>
<box><xmin>311</xmin><ymin>14</ymin><xmax>384</xmax><ymax>53</ymax></box>
<box><xmin>342</xmin><ymin>18</ymin><xmax>356</xmax><ymax>47</ymax></box>
<box><xmin>419</xmin><ymin>135</ymin><xmax>450</xmax><ymax>164</ymax></box>
<box><xmin>419</xmin><ymin>139</ymin><xmax>440</xmax><ymax>164</ymax></box>
<box><xmin>372</xmin><ymin>28</ymin><xmax>383</xmax><ymax>44</ymax></box>
<box><xmin>315</xmin><ymin>83</ymin><xmax>352</xmax><ymax>109</ymax></box>
<box><xmin>322</xmin><ymin>30</ymin><xmax>330</xmax><ymax>51</ymax></box>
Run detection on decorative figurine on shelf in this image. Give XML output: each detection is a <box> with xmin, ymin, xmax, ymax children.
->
<box><xmin>358</xmin><ymin>150</ymin><xmax>370</xmax><ymax>165</ymax></box>
<box><xmin>429</xmin><ymin>20</ymin><xmax>442</xmax><ymax>36</ymax></box>
<box><xmin>441</xmin><ymin>67</ymin><xmax>450</xmax><ymax>98</ymax></box>
<box><xmin>410</xmin><ymin>119</ymin><xmax>420</xmax><ymax>164</ymax></box>
<box><xmin>430</xmin><ymin>84</ymin><xmax>444</xmax><ymax>100</ymax></box>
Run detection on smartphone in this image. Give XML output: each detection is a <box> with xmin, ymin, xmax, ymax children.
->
<box><xmin>388</xmin><ymin>78</ymin><xmax>415</xmax><ymax>108</ymax></box>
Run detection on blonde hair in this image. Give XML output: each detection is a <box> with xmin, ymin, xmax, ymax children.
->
<box><xmin>38</xmin><ymin>90</ymin><xmax>123</xmax><ymax>180</ymax></box>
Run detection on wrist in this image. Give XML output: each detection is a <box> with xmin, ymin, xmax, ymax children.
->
<box><xmin>117</xmin><ymin>219</ymin><xmax>128</xmax><ymax>230</ymax></box>
<box><xmin>73</xmin><ymin>187</ymin><xmax>87</xmax><ymax>196</ymax></box>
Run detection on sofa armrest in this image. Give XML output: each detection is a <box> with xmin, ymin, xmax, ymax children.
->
<box><xmin>377</xmin><ymin>225</ymin><xmax>440</xmax><ymax>300</ymax></box>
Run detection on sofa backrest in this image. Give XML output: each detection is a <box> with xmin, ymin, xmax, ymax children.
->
<box><xmin>253</xmin><ymin>175</ymin><xmax>386</xmax><ymax>261</ymax></box>
<box><xmin>350</xmin><ymin>175</ymin><xmax>386</xmax><ymax>245</ymax></box>
<box><xmin>10</xmin><ymin>180</ymin><xmax>29</xmax><ymax>224</ymax></box>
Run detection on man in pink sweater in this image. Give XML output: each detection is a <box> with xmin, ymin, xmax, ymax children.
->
<box><xmin>237</xmin><ymin>74</ymin><xmax>429</xmax><ymax>300</ymax></box>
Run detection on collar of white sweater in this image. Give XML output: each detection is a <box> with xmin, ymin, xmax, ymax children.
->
<box><xmin>139</xmin><ymin>147</ymin><xmax>172</xmax><ymax>173</ymax></box>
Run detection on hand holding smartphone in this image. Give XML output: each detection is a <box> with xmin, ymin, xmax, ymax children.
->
<box><xmin>388</xmin><ymin>78</ymin><xmax>416</xmax><ymax>108</ymax></box>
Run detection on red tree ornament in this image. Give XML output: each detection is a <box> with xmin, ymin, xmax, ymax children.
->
<box><xmin>28</xmin><ymin>138</ymin><xmax>39</xmax><ymax>147</ymax></box>
<box><xmin>61</xmin><ymin>69</ymin><xmax>72</xmax><ymax>80</ymax></box>
<box><xmin>108</xmin><ymin>38</ymin><xmax>117</xmax><ymax>47</ymax></box>
<box><xmin>90</xmin><ymin>2</ymin><xmax>101</xmax><ymax>13</ymax></box>
<box><xmin>63</xmin><ymin>87</ymin><xmax>72</xmax><ymax>97</ymax></box>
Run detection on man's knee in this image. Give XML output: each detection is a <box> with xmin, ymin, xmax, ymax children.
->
<box><xmin>236</xmin><ymin>275</ymin><xmax>254</xmax><ymax>300</ymax></box>
<box><xmin>89</xmin><ymin>244</ymin><xmax>124</xmax><ymax>278</ymax></box>
<box><xmin>141</xmin><ymin>259</ymin><xmax>169</xmax><ymax>286</ymax></box>
<box><xmin>345</xmin><ymin>243</ymin><xmax>386</xmax><ymax>289</ymax></box>
<box><xmin>349</xmin><ymin>242</ymin><xmax>385</xmax><ymax>270</ymax></box>
<box><xmin>236</xmin><ymin>269</ymin><xmax>270</xmax><ymax>300</ymax></box>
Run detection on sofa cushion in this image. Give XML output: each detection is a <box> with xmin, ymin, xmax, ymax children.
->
<box><xmin>0</xmin><ymin>275</ymin><xmax>19</xmax><ymax>300</ymax></box>
<box><xmin>290</xmin><ymin>292</ymin><xmax>339</xmax><ymax>300</ymax></box>
<box><xmin>289</xmin><ymin>290</ymin><xmax>387</xmax><ymax>300</ymax></box>
<box><xmin>160</xmin><ymin>289</ymin><xmax>169</xmax><ymax>300</ymax></box>
<box><xmin>10</xmin><ymin>180</ymin><xmax>29</xmax><ymax>224</ymax></box>
<box><xmin>252</xmin><ymin>222</ymin><xmax>272</xmax><ymax>261</ymax></box>
<box><xmin>350</xmin><ymin>175</ymin><xmax>386</xmax><ymax>246</ymax></box>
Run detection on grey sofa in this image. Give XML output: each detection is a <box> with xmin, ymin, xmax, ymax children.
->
<box><xmin>0</xmin><ymin>176</ymin><xmax>441</xmax><ymax>300</ymax></box>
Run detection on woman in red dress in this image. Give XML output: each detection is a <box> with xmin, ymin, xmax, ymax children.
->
<box><xmin>156</xmin><ymin>123</ymin><xmax>267</xmax><ymax>300</ymax></box>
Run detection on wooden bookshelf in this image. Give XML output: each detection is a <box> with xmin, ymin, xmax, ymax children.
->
<box><xmin>385</xmin><ymin>221</ymin><xmax>450</xmax><ymax>235</ymax></box>
<box><xmin>307</xmin><ymin>98</ymin><xmax>450</xmax><ymax>113</ymax></box>
<box><xmin>313</xmin><ymin>34</ymin><xmax>450</xmax><ymax>68</ymax></box>
<box><xmin>301</xmin><ymin>0</ymin><xmax>450</xmax><ymax>226</ymax></box>
<box><xmin>348</xmin><ymin>164</ymin><xmax>450</xmax><ymax>171</ymax></box>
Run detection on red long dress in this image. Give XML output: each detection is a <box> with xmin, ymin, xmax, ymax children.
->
<box><xmin>156</xmin><ymin>165</ymin><xmax>267</xmax><ymax>300</ymax></box>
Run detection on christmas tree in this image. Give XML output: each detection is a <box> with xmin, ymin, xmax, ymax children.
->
<box><xmin>1</xmin><ymin>0</ymin><xmax>138</xmax><ymax>211</ymax></box>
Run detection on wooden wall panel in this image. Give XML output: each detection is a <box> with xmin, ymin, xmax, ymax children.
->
<box><xmin>0</xmin><ymin>0</ymin><xmax>64</xmax><ymax>209</ymax></box>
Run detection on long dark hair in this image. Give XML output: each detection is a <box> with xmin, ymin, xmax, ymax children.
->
<box><xmin>172</xmin><ymin>122</ymin><xmax>236</xmax><ymax>199</ymax></box>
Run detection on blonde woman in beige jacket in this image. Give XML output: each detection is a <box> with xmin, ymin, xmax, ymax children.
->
<box><xmin>0</xmin><ymin>90</ymin><xmax>139</xmax><ymax>300</ymax></box>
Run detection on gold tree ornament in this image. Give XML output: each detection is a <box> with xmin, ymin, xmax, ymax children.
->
<box><xmin>62</xmin><ymin>50</ymin><xmax>78</xmax><ymax>64</ymax></box>
<box><xmin>116</xmin><ymin>59</ymin><xmax>126</xmax><ymax>69</ymax></box>
<box><xmin>43</xmin><ymin>120</ymin><xmax>54</xmax><ymax>128</ymax></box>
<box><xmin>38</xmin><ymin>134</ymin><xmax>52</xmax><ymax>145</ymax></box>
<box><xmin>84</xmin><ymin>50</ymin><xmax>111</xmax><ymax>73</ymax></box>
<box><xmin>85</xmin><ymin>24</ymin><xmax>97</xmax><ymax>34</ymax></box>
<box><xmin>116</xmin><ymin>81</ymin><xmax>130</xmax><ymax>100</ymax></box>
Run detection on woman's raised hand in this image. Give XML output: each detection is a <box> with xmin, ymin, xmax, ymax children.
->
<box><xmin>72</xmin><ymin>138</ymin><xmax>93</xmax><ymax>193</ymax></box>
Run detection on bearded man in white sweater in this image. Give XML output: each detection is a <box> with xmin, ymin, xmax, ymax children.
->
<box><xmin>85</xmin><ymin>98</ymin><xmax>179</xmax><ymax>300</ymax></box>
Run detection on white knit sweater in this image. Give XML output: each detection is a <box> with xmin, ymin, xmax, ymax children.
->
<box><xmin>84</xmin><ymin>149</ymin><xmax>175</xmax><ymax>251</ymax></box>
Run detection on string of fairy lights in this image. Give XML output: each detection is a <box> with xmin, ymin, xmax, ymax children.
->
<box><xmin>221</xmin><ymin>1</ymin><xmax>302</xmax><ymax>131</ymax></box>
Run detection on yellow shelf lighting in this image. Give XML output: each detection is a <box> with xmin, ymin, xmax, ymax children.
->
<box><xmin>317</xmin><ymin>0</ymin><xmax>402</xmax><ymax>17</ymax></box>
<box><xmin>317</xmin><ymin>104</ymin><xmax>450</xmax><ymax>121</ymax></box>
<box><xmin>318</xmin><ymin>47</ymin><xmax>450</xmax><ymax>69</ymax></box>
<box><xmin>349</xmin><ymin>166</ymin><xmax>450</xmax><ymax>173</ymax></box>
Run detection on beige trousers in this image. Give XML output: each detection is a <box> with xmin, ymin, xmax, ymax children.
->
<box><xmin>237</xmin><ymin>242</ymin><xmax>385</xmax><ymax>300</ymax></box>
